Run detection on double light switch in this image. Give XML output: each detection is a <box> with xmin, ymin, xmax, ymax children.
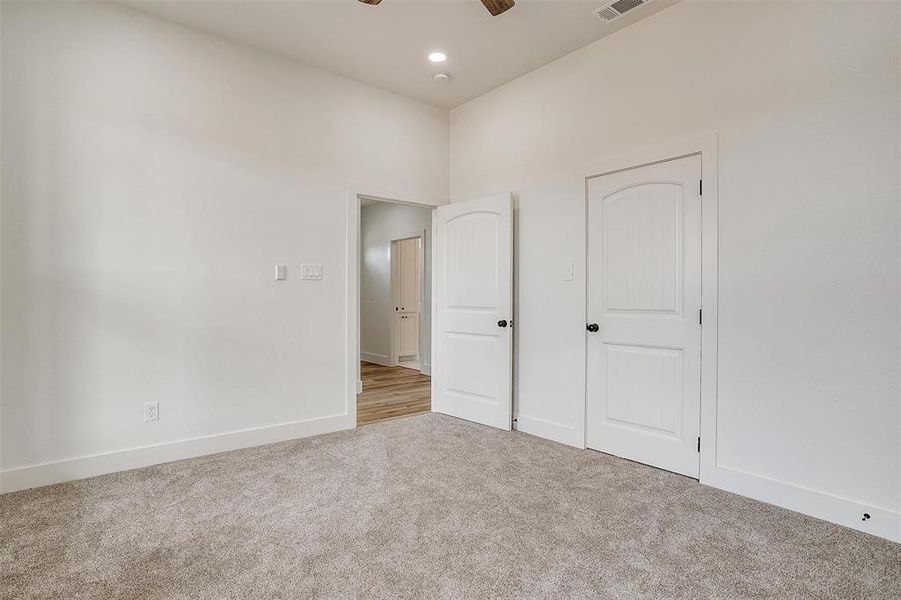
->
<box><xmin>274</xmin><ymin>264</ymin><xmax>322</xmax><ymax>281</ymax></box>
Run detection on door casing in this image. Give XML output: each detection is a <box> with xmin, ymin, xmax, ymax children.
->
<box><xmin>346</xmin><ymin>189</ymin><xmax>438</xmax><ymax>426</ymax></box>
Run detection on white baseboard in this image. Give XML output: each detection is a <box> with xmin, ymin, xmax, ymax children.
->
<box><xmin>515</xmin><ymin>414</ymin><xmax>583</xmax><ymax>448</ymax></box>
<box><xmin>703</xmin><ymin>463</ymin><xmax>901</xmax><ymax>543</ymax></box>
<box><xmin>421</xmin><ymin>362</ymin><xmax>431</xmax><ymax>376</ymax></box>
<box><xmin>7</xmin><ymin>409</ymin><xmax>896</xmax><ymax>544</ymax></box>
<box><xmin>361</xmin><ymin>351</ymin><xmax>391</xmax><ymax>366</ymax></box>
<box><xmin>0</xmin><ymin>413</ymin><xmax>355</xmax><ymax>494</ymax></box>
<box><xmin>515</xmin><ymin>415</ymin><xmax>899</xmax><ymax>543</ymax></box>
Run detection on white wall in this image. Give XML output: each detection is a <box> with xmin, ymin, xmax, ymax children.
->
<box><xmin>2</xmin><ymin>0</ymin><xmax>898</xmax><ymax>544</ymax></box>
<box><xmin>450</xmin><ymin>0</ymin><xmax>900</xmax><ymax>540</ymax></box>
<box><xmin>360</xmin><ymin>201</ymin><xmax>433</xmax><ymax>372</ymax></box>
<box><xmin>0</xmin><ymin>1</ymin><xmax>448</xmax><ymax>488</ymax></box>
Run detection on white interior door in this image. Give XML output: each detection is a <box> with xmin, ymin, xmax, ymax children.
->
<box><xmin>586</xmin><ymin>155</ymin><xmax>702</xmax><ymax>477</ymax></box>
<box><xmin>434</xmin><ymin>193</ymin><xmax>513</xmax><ymax>430</ymax></box>
<box><xmin>398</xmin><ymin>238</ymin><xmax>419</xmax><ymax>312</ymax></box>
<box><xmin>392</xmin><ymin>236</ymin><xmax>421</xmax><ymax>362</ymax></box>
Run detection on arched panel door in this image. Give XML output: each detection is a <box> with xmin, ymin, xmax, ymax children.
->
<box><xmin>433</xmin><ymin>194</ymin><xmax>513</xmax><ymax>430</ymax></box>
<box><xmin>587</xmin><ymin>155</ymin><xmax>702</xmax><ymax>477</ymax></box>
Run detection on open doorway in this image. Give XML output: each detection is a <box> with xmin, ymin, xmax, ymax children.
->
<box><xmin>358</xmin><ymin>197</ymin><xmax>433</xmax><ymax>426</ymax></box>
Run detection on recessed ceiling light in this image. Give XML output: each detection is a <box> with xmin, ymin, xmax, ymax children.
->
<box><xmin>428</xmin><ymin>51</ymin><xmax>447</xmax><ymax>63</ymax></box>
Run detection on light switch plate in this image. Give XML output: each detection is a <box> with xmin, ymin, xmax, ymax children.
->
<box><xmin>301</xmin><ymin>264</ymin><xmax>322</xmax><ymax>280</ymax></box>
<box><xmin>564</xmin><ymin>263</ymin><xmax>574</xmax><ymax>281</ymax></box>
<box><xmin>274</xmin><ymin>265</ymin><xmax>287</xmax><ymax>281</ymax></box>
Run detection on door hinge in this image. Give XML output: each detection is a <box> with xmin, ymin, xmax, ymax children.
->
<box><xmin>697</xmin><ymin>437</ymin><xmax>701</xmax><ymax>452</ymax></box>
<box><xmin>698</xmin><ymin>309</ymin><xmax>703</xmax><ymax>326</ymax></box>
<box><xmin>699</xmin><ymin>180</ymin><xmax>703</xmax><ymax>195</ymax></box>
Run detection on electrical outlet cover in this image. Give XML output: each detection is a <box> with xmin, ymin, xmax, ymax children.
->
<box><xmin>144</xmin><ymin>401</ymin><xmax>159</xmax><ymax>422</ymax></box>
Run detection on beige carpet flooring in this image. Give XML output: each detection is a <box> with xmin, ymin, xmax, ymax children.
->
<box><xmin>1</xmin><ymin>413</ymin><xmax>899</xmax><ymax>599</ymax></box>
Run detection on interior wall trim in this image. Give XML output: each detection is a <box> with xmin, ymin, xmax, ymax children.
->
<box><xmin>705</xmin><ymin>463</ymin><xmax>901</xmax><ymax>542</ymax></box>
<box><xmin>0</xmin><ymin>414</ymin><xmax>354</xmax><ymax>494</ymax></box>
<box><xmin>515</xmin><ymin>414</ymin><xmax>581</xmax><ymax>448</ymax></box>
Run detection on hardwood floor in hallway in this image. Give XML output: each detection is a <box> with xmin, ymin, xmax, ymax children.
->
<box><xmin>357</xmin><ymin>361</ymin><xmax>431</xmax><ymax>426</ymax></box>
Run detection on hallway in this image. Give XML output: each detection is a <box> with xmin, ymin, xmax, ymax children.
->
<box><xmin>357</xmin><ymin>362</ymin><xmax>431</xmax><ymax>426</ymax></box>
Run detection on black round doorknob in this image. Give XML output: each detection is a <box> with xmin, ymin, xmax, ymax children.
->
<box><xmin>586</xmin><ymin>323</ymin><xmax>600</xmax><ymax>333</ymax></box>
<box><xmin>497</xmin><ymin>319</ymin><xmax>508</xmax><ymax>328</ymax></box>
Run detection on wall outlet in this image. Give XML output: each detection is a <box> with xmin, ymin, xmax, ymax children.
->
<box><xmin>144</xmin><ymin>401</ymin><xmax>159</xmax><ymax>422</ymax></box>
<box><xmin>274</xmin><ymin>264</ymin><xmax>287</xmax><ymax>281</ymax></box>
<box><xmin>563</xmin><ymin>263</ymin><xmax>574</xmax><ymax>281</ymax></box>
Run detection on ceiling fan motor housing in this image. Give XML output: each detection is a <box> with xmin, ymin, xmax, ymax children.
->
<box><xmin>357</xmin><ymin>0</ymin><xmax>516</xmax><ymax>17</ymax></box>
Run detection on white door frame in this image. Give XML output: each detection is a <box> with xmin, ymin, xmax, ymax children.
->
<box><xmin>579</xmin><ymin>133</ymin><xmax>718</xmax><ymax>481</ymax></box>
<box><xmin>345</xmin><ymin>187</ymin><xmax>438</xmax><ymax>426</ymax></box>
<box><xmin>388</xmin><ymin>229</ymin><xmax>426</xmax><ymax>368</ymax></box>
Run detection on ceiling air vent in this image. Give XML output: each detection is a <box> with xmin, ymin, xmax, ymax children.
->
<box><xmin>593</xmin><ymin>0</ymin><xmax>654</xmax><ymax>22</ymax></box>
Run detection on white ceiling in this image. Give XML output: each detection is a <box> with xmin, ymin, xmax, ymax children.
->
<box><xmin>125</xmin><ymin>0</ymin><xmax>677</xmax><ymax>109</ymax></box>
